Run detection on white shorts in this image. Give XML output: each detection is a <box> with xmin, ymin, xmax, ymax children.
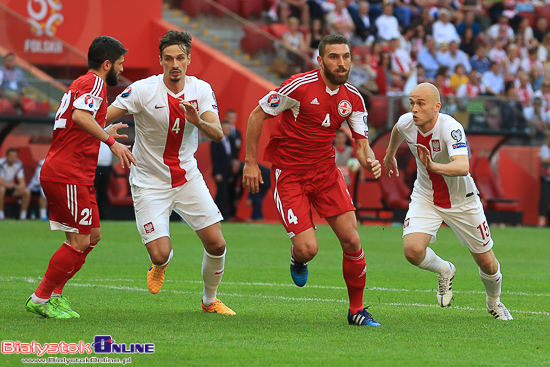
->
<box><xmin>403</xmin><ymin>195</ymin><xmax>493</xmax><ymax>254</ymax></box>
<box><xmin>132</xmin><ymin>173</ymin><xmax>223</xmax><ymax>245</ymax></box>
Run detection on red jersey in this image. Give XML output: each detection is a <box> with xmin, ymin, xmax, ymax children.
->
<box><xmin>259</xmin><ymin>70</ymin><xmax>368</xmax><ymax>169</ymax></box>
<box><xmin>41</xmin><ymin>72</ymin><xmax>107</xmax><ymax>186</ymax></box>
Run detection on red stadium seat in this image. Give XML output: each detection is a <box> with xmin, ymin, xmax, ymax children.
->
<box><xmin>181</xmin><ymin>0</ymin><xmax>214</xmax><ymax>17</ymax></box>
<box><xmin>107</xmin><ymin>164</ymin><xmax>133</xmax><ymax>206</ymax></box>
<box><xmin>0</xmin><ymin>98</ymin><xmax>18</xmax><ymax>115</ymax></box>
<box><xmin>378</xmin><ymin>171</ymin><xmax>411</xmax><ymax>209</ymax></box>
<box><xmin>471</xmin><ymin>156</ymin><xmax>520</xmax><ymax>211</ymax></box>
<box><xmin>215</xmin><ymin>0</ymin><xmax>239</xmax><ymax>17</ymax></box>
<box><xmin>269</xmin><ymin>23</ymin><xmax>289</xmax><ymax>39</ymax></box>
<box><xmin>239</xmin><ymin>0</ymin><xmax>264</xmax><ymax>18</ymax></box>
<box><xmin>367</xmin><ymin>96</ymin><xmax>389</xmax><ymax>129</ymax></box>
<box><xmin>21</xmin><ymin>97</ymin><xmax>51</xmax><ymax>117</ymax></box>
<box><xmin>518</xmin><ymin>11</ymin><xmax>536</xmax><ymax>28</ymax></box>
<box><xmin>240</xmin><ymin>23</ymin><xmax>275</xmax><ymax>56</ymax></box>
<box><xmin>536</xmin><ymin>5</ymin><xmax>550</xmax><ymax>21</ymax></box>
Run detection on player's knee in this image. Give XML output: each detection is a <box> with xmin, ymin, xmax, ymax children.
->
<box><xmin>340</xmin><ymin>232</ymin><xmax>361</xmax><ymax>252</ymax></box>
<box><xmin>150</xmin><ymin>250</ymin><xmax>171</xmax><ymax>265</ymax></box>
<box><xmin>477</xmin><ymin>257</ymin><xmax>498</xmax><ymax>274</ymax></box>
<box><xmin>403</xmin><ymin>244</ymin><xmax>423</xmax><ymax>264</ymax></box>
<box><xmin>204</xmin><ymin>239</ymin><xmax>226</xmax><ymax>257</ymax></box>
<box><xmin>294</xmin><ymin>244</ymin><xmax>317</xmax><ymax>262</ymax></box>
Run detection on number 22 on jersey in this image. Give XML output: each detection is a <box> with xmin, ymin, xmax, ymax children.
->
<box><xmin>54</xmin><ymin>91</ymin><xmax>72</xmax><ymax>130</ymax></box>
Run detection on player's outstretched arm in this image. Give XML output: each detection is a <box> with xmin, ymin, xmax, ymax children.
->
<box><xmin>415</xmin><ymin>144</ymin><xmax>469</xmax><ymax>176</ymax></box>
<box><xmin>383</xmin><ymin>123</ymin><xmax>405</xmax><ymax>177</ymax></box>
<box><xmin>106</xmin><ymin>105</ymin><xmax>128</xmax><ymax>125</ymax></box>
<box><xmin>179</xmin><ymin>100</ymin><xmax>223</xmax><ymax>142</ymax></box>
<box><xmin>356</xmin><ymin>138</ymin><xmax>381</xmax><ymax>179</ymax></box>
<box><xmin>243</xmin><ymin>106</ymin><xmax>270</xmax><ymax>194</ymax></box>
<box><xmin>72</xmin><ymin>109</ymin><xmax>136</xmax><ymax>169</ymax></box>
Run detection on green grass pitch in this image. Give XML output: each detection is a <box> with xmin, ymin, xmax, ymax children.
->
<box><xmin>0</xmin><ymin>220</ymin><xmax>549</xmax><ymax>366</ymax></box>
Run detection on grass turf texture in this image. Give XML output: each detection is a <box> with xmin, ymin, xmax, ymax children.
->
<box><xmin>0</xmin><ymin>220</ymin><xmax>549</xmax><ymax>366</ymax></box>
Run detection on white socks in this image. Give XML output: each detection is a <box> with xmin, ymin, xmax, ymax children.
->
<box><xmin>31</xmin><ymin>293</ymin><xmax>49</xmax><ymax>305</ymax></box>
<box><xmin>0</xmin><ymin>210</ymin><xmax>4</xmax><ymax>220</ymax></box>
<box><xmin>418</xmin><ymin>247</ymin><xmax>449</xmax><ymax>274</ymax></box>
<box><xmin>202</xmin><ymin>248</ymin><xmax>226</xmax><ymax>306</ymax></box>
<box><xmin>480</xmin><ymin>263</ymin><xmax>502</xmax><ymax>305</ymax></box>
<box><xmin>20</xmin><ymin>210</ymin><xmax>27</xmax><ymax>220</ymax></box>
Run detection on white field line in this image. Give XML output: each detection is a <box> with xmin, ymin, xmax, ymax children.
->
<box><xmin>6</xmin><ymin>276</ymin><xmax>548</xmax><ymax>316</ymax></box>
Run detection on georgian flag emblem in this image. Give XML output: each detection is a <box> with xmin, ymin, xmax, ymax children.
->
<box><xmin>338</xmin><ymin>100</ymin><xmax>352</xmax><ymax>117</ymax></box>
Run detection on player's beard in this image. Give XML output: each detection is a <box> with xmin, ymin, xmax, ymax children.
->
<box><xmin>106</xmin><ymin>67</ymin><xmax>120</xmax><ymax>87</ymax></box>
<box><xmin>323</xmin><ymin>66</ymin><xmax>349</xmax><ymax>86</ymax></box>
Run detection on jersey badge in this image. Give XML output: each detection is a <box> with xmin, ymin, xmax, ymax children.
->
<box><xmin>268</xmin><ymin>94</ymin><xmax>280</xmax><ymax>107</ymax></box>
<box><xmin>212</xmin><ymin>104</ymin><xmax>218</xmax><ymax>110</ymax></box>
<box><xmin>451</xmin><ymin>129</ymin><xmax>462</xmax><ymax>142</ymax></box>
<box><xmin>431</xmin><ymin>139</ymin><xmax>441</xmax><ymax>152</ymax></box>
<box><xmin>189</xmin><ymin>100</ymin><xmax>199</xmax><ymax>111</ymax></box>
<box><xmin>338</xmin><ymin>100</ymin><xmax>352</xmax><ymax>117</ymax></box>
<box><xmin>144</xmin><ymin>222</ymin><xmax>155</xmax><ymax>234</ymax></box>
<box><xmin>452</xmin><ymin>142</ymin><xmax>467</xmax><ymax>149</ymax></box>
<box><xmin>84</xmin><ymin>95</ymin><xmax>94</xmax><ymax>108</ymax></box>
<box><xmin>310</xmin><ymin>97</ymin><xmax>320</xmax><ymax>105</ymax></box>
<box><xmin>121</xmin><ymin>86</ymin><xmax>132</xmax><ymax>98</ymax></box>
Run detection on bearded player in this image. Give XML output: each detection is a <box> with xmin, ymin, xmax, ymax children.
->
<box><xmin>243</xmin><ymin>34</ymin><xmax>382</xmax><ymax>326</ymax></box>
<box><xmin>106</xmin><ymin>30</ymin><xmax>235</xmax><ymax>315</ymax></box>
<box><xmin>26</xmin><ymin>36</ymin><xmax>135</xmax><ymax>318</ymax></box>
<box><xmin>383</xmin><ymin>83</ymin><xmax>513</xmax><ymax>320</ymax></box>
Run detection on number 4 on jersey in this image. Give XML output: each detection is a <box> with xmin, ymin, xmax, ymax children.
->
<box><xmin>172</xmin><ymin>118</ymin><xmax>181</xmax><ymax>134</ymax></box>
<box><xmin>321</xmin><ymin>113</ymin><xmax>331</xmax><ymax>128</ymax></box>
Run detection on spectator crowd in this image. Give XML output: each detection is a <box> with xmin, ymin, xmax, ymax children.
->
<box><xmin>268</xmin><ymin>0</ymin><xmax>550</xmax><ymax>138</ymax></box>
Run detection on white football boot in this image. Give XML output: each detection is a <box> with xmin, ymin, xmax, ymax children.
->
<box><xmin>437</xmin><ymin>262</ymin><xmax>456</xmax><ymax>307</ymax></box>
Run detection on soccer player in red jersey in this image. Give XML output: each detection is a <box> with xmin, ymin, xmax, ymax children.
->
<box><xmin>26</xmin><ymin>36</ymin><xmax>136</xmax><ymax>318</ymax></box>
<box><xmin>243</xmin><ymin>34</ymin><xmax>382</xmax><ymax>326</ymax></box>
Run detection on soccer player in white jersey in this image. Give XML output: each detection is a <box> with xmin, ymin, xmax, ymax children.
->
<box><xmin>106</xmin><ymin>30</ymin><xmax>235</xmax><ymax>315</ymax></box>
<box><xmin>383</xmin><ymin>83</ymin><xmax>513</xmax><ymax>320</ymax></box>
<box><xmin>243</xmin><ymin>35</ymin><xmax>382</xmax><ymax>326</ymax></box>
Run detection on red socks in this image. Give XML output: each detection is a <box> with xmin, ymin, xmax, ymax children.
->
<box><xmin>34</xmin><ymin>242</ymin><xmax>83</xmax><ymax>299</ymax></box>
<box><xmin>52</xmin><ymin>243</ymin><xmax>96</xmax><ymax>295</ymax></box>
<box><xmin>343</xmin><ymin>248</ymin><xmax>367</xmax><ymax>314</ymax></box>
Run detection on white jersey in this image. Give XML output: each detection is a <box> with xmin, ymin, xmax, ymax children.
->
<box><xmin>112</xmin><ymin>74</ymin><xmax>218</xmax><ymax>189</ymax></box>
<box><xmin>397</xmin><ymin>112</ymin><xmax>477</xmax><ymax>209</ymax></box>
<box><xmin>0</xmin><ymin>158</ymin><xmax>24</xmax><ymax>184</ymax></box>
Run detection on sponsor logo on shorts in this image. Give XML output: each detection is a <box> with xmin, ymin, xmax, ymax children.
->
<box><xmin>431</xmin><ymin>139</ymin><xmax>441</xmax><ymax>152</ymax></box>
<box><xmin>121</xmin><ymin>86</ymin><xmax>131</xmax><ymax>98</ymax></box>
<box><xmin>403</xmin><ymin>218</ymin><xmax>410</xmax><ymax>228</ymax></box>
<box><xmin>483</xmin><ymin>239</ymin><xmax>490</xmax><ymax>247</ymax></box>
<box><xmin>338</xmin><ymin>100</ymin><xmax>352</xmax><ymax>117</ymax></box>
<box><xmin>452</xmin><ymin>142</ymin><xmax>467</xmax><ymax>149</ymax></box>
<box><xmin>268</xmin><ymin>94</ymin><xmax>280</xmax><ymax>107</ymax></box>
<box><xmin>144</xmin><ymin>222</ymin><xmax>155</xmax><ymax>234</ymax></box>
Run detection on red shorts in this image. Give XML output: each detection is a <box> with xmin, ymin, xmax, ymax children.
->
<box><xmin>41</xmin><ymin>181</ymin><xmax>99</xmax><ymax>234</ymax></box>
<box><xmin>271</xmin><ymin>164</ymin><xmax>355</xmax><ymax>237</ymax></box>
